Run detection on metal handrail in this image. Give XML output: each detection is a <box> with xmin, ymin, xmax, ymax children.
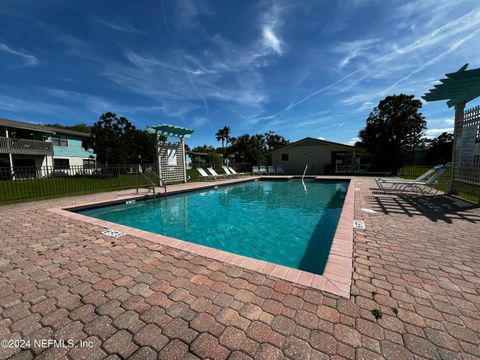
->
<box><xmin>302</xmin><ymin>165</ymin><xmax>308</xmax><ymax>181</ymax></box>
<box><xmin>146</xmin><ymin>168</ymin><xmax>167</xmax><ymax>197</ymax></box>
<box><xmin>136</xmin><ymin>171</ymin><xmax>156</xmax><ymax>198</ymax></box>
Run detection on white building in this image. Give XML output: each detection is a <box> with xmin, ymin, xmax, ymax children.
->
<box><xmin>271</xmin><ymin>137</ymin><xmax>359</xmax><ymax>175</ymax></box>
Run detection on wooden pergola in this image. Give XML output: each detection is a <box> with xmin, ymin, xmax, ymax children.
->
<box><xmin>422</xmin><ymin>64</ymin><xmax>480</xmax><ymax>107</ymax></box>
<box><xmin>422</xmin><ymin>64</ymin><xmax>480</xmax><ymax>201</ymax></box>
<box><xmin>147</xmin><ymin>124</ymin><xmax>194</xmax><ymax>184</ymax></box>
<box><xmin>147</xmin><ymin>124</ymin><xmax>194</xmax><ymax>140</ymax></box>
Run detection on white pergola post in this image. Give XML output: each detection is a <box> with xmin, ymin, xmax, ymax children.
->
<box><xmin>181</xmin><ymin>138</ymin><xmax>187</xmax><ymax>183</ymax></box>
<box><xmin>5</xmin><ymin>127</ymin><xmax>15</xmax><ymax>180</ymax></box>
<box><xmin>157</xmin><ymin>136</ymin><xmax>163</xmax><ymax>186</ymax></box>
<box><xmin>449</xmin><ymin>102</ymin><xmax>465</xmax><ymax>193</ymax></box>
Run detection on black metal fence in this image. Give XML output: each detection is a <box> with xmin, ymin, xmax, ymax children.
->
<box><xmin>2</xmin><ymin>162</ymin><xmax>477</xmax><ymax>204</ymax></box>
<box><xmin>397</xmin><ymin>164</ymin><xmax>452</xmax><ymax>180</ymax></box>
<box><xmin>0</xmin><ymin>164</ymin><xmax>154</xmax><ymax>204</ymax></box>
<box><xmin>397</xmin><ymin>164</ymin><xmax>479</xmax><ymax>203</ymax></box>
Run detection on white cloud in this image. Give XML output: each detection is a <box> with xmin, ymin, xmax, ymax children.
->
<box><xmin>108</xmin><ymin>48</ymin><xmax>267</xmax><ymax>107</ymax></box>
<box><xmin>335</xmin><ymin>38</ymin><xmax>379</xmax><ymax>69</ymax></box>
<box><xmin>0</xmin><ymin>43</ymin><xmax>39</xmax><ymax>67</ymax></box>
<box><xmin>42</xmin><ymin>88</ymin><xmax>191</xmax><ymax>126</ymax></box>
<box><xmin>425</xmin><ymin>128</ymin><xmax>453</xmax><ymax>138</ymax></box>
<box><xmin>174</xmin><ymin>0</ymin><xmax>212</xmax><ymax>29</ymax></box>
<box><xmin>248</xmin><ymin>69</ymin><xmax>362</xmax><ymax>123</ymax></box>
<box><xmin>348</xmin><ymin>137</ymin><xmax>360</xmax><ymax>145</ymax></box>
<box><xmin>262</xmin><ymin>26</ymin><xmax>282</xmax><ymax>55</ymax></box>
<box><xmin>428</xmin><ymin>117</ymin><xmax>454</xmax><ymax>126</ymax></box>
<box><xmin>252</xmin><ymin>4</ymin><xmax>480</xmax><ymax>123</ymax></box>
<box><xmin>0</xmin><ymin>94</ymin><xmax>71</xmax><ymax>116</ymax></box>
<box><xmin>47</xmin><ymin>2</ymin><xmax>289</xmax><ymax>122</ymax></box>
<box><xmin>259</xmin><ymin>0</ymin><xmax>286</xmax><ymax>56</ymax></box>
<box><xmin>191</xmin><ymin>116</ymin><xmax>210</xmax><ymax>128</ymax></box>
<box><xmin>94</xmin><ymin>18</ymin><xmax>146</xmax><ymax>34</ymax></box>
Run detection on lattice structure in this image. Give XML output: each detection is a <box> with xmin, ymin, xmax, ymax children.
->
<box><xmin>157</xmin><ymin>141</ymin><xmax>185</xmax><ymax>184</ymax></box>
<box><xmin>463</xmin><ymin>105</ymin><xmax>480</xmax><ymax>143</ymax></box>
<box><xmin>451</xmin><ymin>104</ymin><xmax>480</xmax><ymax>202</ymax></box>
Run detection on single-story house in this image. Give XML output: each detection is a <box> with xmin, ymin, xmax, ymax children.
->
<box><xmin>271</xmin><ymin>137</ymin><xmax>360</xmax><ymax>175</ymax></box>
<box><xmin>0</xmin><ymin>117</ymin><xmax>95</xmax><ymax>176</ymax></box>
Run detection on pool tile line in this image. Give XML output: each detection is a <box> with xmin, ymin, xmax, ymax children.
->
<box><xmin>64</xmin><ymin>176</ymin><xmax>258</xmax><ymax>212</ymax></box>
<box><xmin>49</xmin><ymin>177</ymin><xmax>355</xmax><ymax>298</ymax></box>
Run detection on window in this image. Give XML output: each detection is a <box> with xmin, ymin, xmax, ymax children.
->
<box><xmin>52</xmin><ymin>135</ymin><xmax>68</xmax><ymax>147</ymax></box>
<box><xmin>54</xmin><ymin>158</ymin><xmax>70</xmax><ymax>169</ymax></box>
<box><xmin>281</xmin><ymin>153</ymin><xmax>289</xmax><ymax>161</ymax></box>
<box><xmin>83</xmin><ymin>159</ymin><xmax>96</xmax><ymax>169</ymax></box>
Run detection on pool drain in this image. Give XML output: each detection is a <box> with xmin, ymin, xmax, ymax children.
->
<box><xmin>353</xmin><ymin>220</ymin><xmax>365</xmax><ymax>230</ymax></box>
<box><xmin>102</xmin><ymin>229</ymin><xmax>126</xmax><ymax>238</ymax></box>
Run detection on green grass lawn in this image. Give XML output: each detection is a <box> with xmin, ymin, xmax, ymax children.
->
<box><xmin>0</xmin><ymin>174</ymin><xmax>153</xmax><ymax>205</ymax></box>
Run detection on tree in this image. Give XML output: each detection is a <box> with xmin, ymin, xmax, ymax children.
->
<box><xmin>124</xmin><ymin>130</ymin><xmax>157</xmax><ymax>164</ymax></box>
<box><xmin>228</xmin><ymin>134</ymin><xmax>266</xmax><ymax>165</ymax></box>
<box><xmin>225</xmin><ymin>131</ymin><xmax>290</xmax><ymax>169</ymax></box>
<box><xmin>215</xmin><ymin>126</ymin><xmax>231</xmax><ymax>150</ymax></box>
<box><xmin>192</xmin><ymin>144</ymin><xmax>216</xmax><ymax>153</ymax></box>
<box><xmin>82</xmin><ymin>112</ymin><xmax>156</xmax><ymax>165</ymax></box>
<box><xmin>46</xmin><ymin>123</ymin><xmax>91</xmax><ymax>134</ymax></box>
<box><xmin>425</xmin><ymin>132</ymin><xmax>453</xmax><ymax>164</ymax></box>
<box><xmin>215</xmin><ymin>126</ymin><xmax>232</xmax><ymax>165</ymax></box>
<box><xmin>358</xmin><ymin>94</ymin><xmax>426</xmax><ymax>174</ymax></box>
<box><xmin>264</xmin><ymin>131</ymin><xmax>289</xmax><ymax>151</ymax></box>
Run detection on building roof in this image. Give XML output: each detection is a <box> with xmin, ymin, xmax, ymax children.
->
<box><xmin>422</xmin><ymin>63</ymin><xmax>480</xmax><ymax>107</ymax></box>
<box><xmin>270</xmin><ymin>137</ymin><xmax>355</xmax><ymax>153</ymax></box>
<box><xmin>0</xmin><ymin>117</ymin><xmax>90</xmax><ymax>138</ymax></box>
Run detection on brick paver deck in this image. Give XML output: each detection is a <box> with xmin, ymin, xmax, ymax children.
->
<box><xmin>1</xmin><ymin>177</ymin><xmax>479</xmax><ymax>359</ymax></box>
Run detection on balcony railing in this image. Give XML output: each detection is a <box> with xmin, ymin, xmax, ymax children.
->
<box><xmin>0</xmin><ymin>137</ymin><xmax>53</xmax><ymax>155</ymax></box>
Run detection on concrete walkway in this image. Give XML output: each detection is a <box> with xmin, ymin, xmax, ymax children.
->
<box><xmin>0</xmin><ymin>177</ymin><xmax>479</xmax><ymax>359</ymax></box>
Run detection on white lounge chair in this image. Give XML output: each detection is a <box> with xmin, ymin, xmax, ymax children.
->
<box><xmin>267</xmin><ymin>166</ymin><xmax>275</xmax><ymax>174</ymax></box>
<box><xmin>197</xmin><ymin>168</ymin><xmax>216</xmax><ymax>180</ymax></box>
<box><xmin>221</xmin><ymin>166</ymin><xmax>236</xmax><ymax>177</ymax></box>
<box><xmin>276</xmin><ymin>166</ymin><xmax>285</xmax><ymax>175</ymax></box>
<box><xmin>376</xmin><ymin>164</ymin><xmax>443</xmax><ymax>189</ymax></box>
<box><xmin>252</xmin><ymin>166</ymin><xmax>260</xmax><ymax>175</ymax></box>
<box><xmin>378</xmin><ymin>164</ymin><xmax>451</xmax><ymax>194</ymax></box>
<box><xmin>227</xmin><ymin>166</ymin><xmax>245</xmax><ymax>176</ymax></box>
<box><xmin>207</xmin><ymin>167</ymin><xmax>226</xmax><ymax>178</ymax></box>
<box><xmin>259</xmin><ymin>166</ymin><xmax>267</xmax><ymax>175</ymax></box>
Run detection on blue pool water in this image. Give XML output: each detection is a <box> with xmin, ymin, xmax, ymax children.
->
<box><xmin>79</xmin><ymin>180</ymin><xmax>348</xmax><ymax>275</ymax></box>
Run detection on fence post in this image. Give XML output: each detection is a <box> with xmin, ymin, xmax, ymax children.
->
<box><xmin>136</xmin><ymin>166</ymin><xmax>139</xmax><ymax>194</ymax></box>
<box><xmin>117</xmin><ymin>164</ymin><xmax>120</xmax><ymax>188</ymax></box>
<box><xmin>83</xmin><ymin>166</ymin><xmax>87</xmax><ymax>192</ymax></box>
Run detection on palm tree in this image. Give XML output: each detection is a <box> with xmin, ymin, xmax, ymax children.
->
<box><xmin>215</xmin><ymin>126</ymin><xmax>231</xmax><ymax>150</ymax></box>
<box><xmin>215</xmin><ymin>126</ymin><xmax>231</xmax><ymax>165</ymax></box>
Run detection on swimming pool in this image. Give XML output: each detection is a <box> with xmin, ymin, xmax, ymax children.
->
<box><xmin>79</xmin><ymin>179</ymin><xmax>348</xmax><ymax>275</ymax></box>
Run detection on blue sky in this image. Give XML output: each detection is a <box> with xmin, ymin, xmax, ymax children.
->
<box><xmin>0</xmin><ymin>0</ymin><xmax>479</xmax><ymax>147</ymax></box>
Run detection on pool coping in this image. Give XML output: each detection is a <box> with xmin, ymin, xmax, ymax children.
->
<box><xmin>48</xmin><ymin>176</ymin><xmax>354</xmax><ymax>298</ymax></box>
